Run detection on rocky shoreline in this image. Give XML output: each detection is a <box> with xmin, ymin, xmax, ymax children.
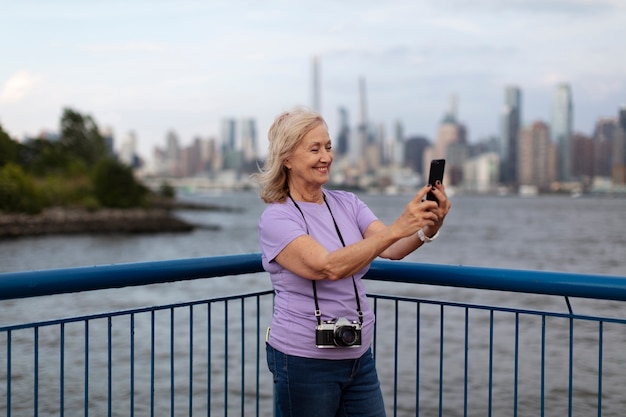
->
<box><xmin>0</xmin><ymin>200</ymin><xmax>242</xmax><ymax>238</ymax></box>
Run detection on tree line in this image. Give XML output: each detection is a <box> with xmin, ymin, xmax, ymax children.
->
<box><xmin>0</xmin><ymin>108</ymin><xmax>159</xmax><ymax>214</ymax></box>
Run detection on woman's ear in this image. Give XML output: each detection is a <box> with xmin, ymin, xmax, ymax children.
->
<box><xmin>284</xmin><ymin>160</ymin><xmax>291</xmax><ymax>170</ymax></box>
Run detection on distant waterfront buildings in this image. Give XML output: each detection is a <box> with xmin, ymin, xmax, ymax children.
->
<box><xmin>97</xmin><ymin>69</ymin><xmax>621</xmax><ymax>195</ymax></box>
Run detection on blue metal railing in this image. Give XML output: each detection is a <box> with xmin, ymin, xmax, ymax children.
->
<box><xmin>2</xmin><ymin>253</ymin><xmax>626</xmax><ymax>417</ymax></box>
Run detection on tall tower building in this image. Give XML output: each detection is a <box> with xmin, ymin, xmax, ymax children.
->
<box><xmin>356</xmin><ymin>77</ymin><xmax>369</xmax><ymax>170</ymax></box>
<box><xmin>119</xmin><ymin>131</ymin><xmax>138</xmax><ymax>168</ymax></box>
<box><xmin>518</xmin><ymin>121</ymin><xmax>556</xmax><ymax>190</ymax></box>
<box><xmin>336</xmin><ymin>107</ymin><xmax>350</xmax><ymax>158</ymax></box>
<box><xmin>551</xmin><ymin>83</ymin><xmax>573</xmax><ymax>182</ymax></box>
<box><xmin>433</xmin><ymin>95</ymin><xmax>467</xmax><ymax>185</ymax></box>
<box><xmin>240</xmin><ymin>118</ymin><xmax>257</xmax><ymax>163</ymax></box>
<box><xmin>614</xmin><ymin>106</ymin><xmax>626</xmax><ymax>184</ymax></box>
<box><xmin>221</xmin><ymin>118</ymin><xmax>237</xmax><ymax>152</ymax></box>
<box><xmin>221</xmin><ymin>118</ymin><xmax>240</xmax><ymax>171</ymax></box>
<box><xmin>500</xmin><ymin>86</ymin><xmax>522</xmax><ymax>185</ymax></box>
<box><xmin>593</xmin><ymin>118</ymin><xmax>617</xmax><ymax>177</ymax></box>
<box><xmin>165</xmin><ymin>130</ymin><xmax>182</xmax><ymax>176</ymax></box>
<box><xmin>312</xmin><ymin>55</ymin><xmax>321</xmax><ymax>113</ymax></box>
<box><xmin>392</xmin><ymin>120</ymin><xmax>404</xmax><ymax>168</ymax></box>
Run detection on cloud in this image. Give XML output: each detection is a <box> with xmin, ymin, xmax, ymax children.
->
<box><xmin>440</xmin><ymin>0</ymin><xmax>624</xmax><ymax>14</ymax></box>
<box><xmin>430</xmin><ymin>16</ymin><xmax>485</xmax><ymax>35</ymax></box>
<box><xmin>0</xmin><ymin>71</ymin><xmax>44</xmax><ymax>104</ymax></box>
<box><xmin>81</xmin><ymin>42</ymin><xmax>166</xmax><ymax>54</ymax></box>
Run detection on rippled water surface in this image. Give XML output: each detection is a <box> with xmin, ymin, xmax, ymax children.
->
<box><xmin>1</xmin><ymin>191</ymin><xmax>625</xmax><ymax>416</ymax></box>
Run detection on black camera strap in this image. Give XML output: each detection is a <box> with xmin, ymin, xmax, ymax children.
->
<box><xmin>288</xmin><ymin>192</ymin><xmax>364</xmax><ymax>326</ymax></box>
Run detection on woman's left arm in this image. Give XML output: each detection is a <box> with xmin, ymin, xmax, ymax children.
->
<box><xmin>372</xmin><ymin>181</ymin><xmax>451</xmax><ymax>260</ymax></box>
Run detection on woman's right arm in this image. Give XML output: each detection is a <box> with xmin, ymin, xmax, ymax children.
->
<box><xmin>274</xmin><ymin>185</ymin><xmax>438</xmax><ymax>281</ymax></box>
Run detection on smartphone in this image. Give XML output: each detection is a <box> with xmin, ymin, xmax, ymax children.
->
<box><xmin>426</xmin><ymin>159</ymin><xmax>445</xmax><ymax>205</ymax></box>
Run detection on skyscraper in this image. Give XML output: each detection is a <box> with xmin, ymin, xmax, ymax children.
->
<box><xmin>391</xmin><ymin>120</ymin><xmax>404</xmax><ymax>167</ymax></box>
<box><xmin>432</xmin><ymin>95</ymin><xmax>467</xmax><ymax>185</ymax></box>
<box><xmin>518</xmin><ymin>121</ymin><xmax>556</xmax><ymax>190</ymax></box>
<box><xmin>551</xmin><ymin>84</ymin><xmax>573</xmax><ymax>182</ymax></box>
<box><xmin>221</xmin><ymin>118</ymin><xmax>239</xmax><ymax>171</ymax></box>
<box><xmin>240</xmin><ymin>118</ymin><xmax>257</xmax><ymax>163</ymax></box>
<box><xmin>500</xmin><ymin>86</ymin><xmax>522</xmax><ymax>185</ymax></box>
<box><xmin>221</xmin><ymin>118</ymin><xmax>237</xmax><ymax>153</ymax></box>
<box><xmin>357</xmin><ymin>77</ymin><xmax>369</xmax><ymax>169</ymax></box>
<box><xmin>614</xmin><ymin>106</ymin><xmax>626</xmax><ymax>184</ymax></box>
<box><xmin>336</xmin><ymin>106</ymin><xmax>350</xmax><ymax>158</ymax></box>
<box><xmin>312</xmin><ymin>55</ymin><xmax>321</xmax><ymax>113</ymax></box>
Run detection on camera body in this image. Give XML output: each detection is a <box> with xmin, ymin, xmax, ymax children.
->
<box><xmin>315</xmin><ymin>317</ymin><xmax>362</xmax><ymax>348</ymax></box>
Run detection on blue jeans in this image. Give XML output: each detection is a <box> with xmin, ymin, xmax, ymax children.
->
<box><xmin>266</xmin><ymin>343</ymin><xmax>386</xmax><ymax>417</ymax></box>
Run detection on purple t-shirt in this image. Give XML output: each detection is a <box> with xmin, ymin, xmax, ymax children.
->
<box><xmin>259</xmin><ymin>189</ymin><xmax>378</xmax><ymax>359</ymax></box>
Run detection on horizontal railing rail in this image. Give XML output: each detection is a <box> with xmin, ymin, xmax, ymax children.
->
<box><xmin>2</xmin><ymin>252</ymin><xmax>626</xmax><ymax>301</ymax></box>
<box><xmin>2</xmin><ymin>253</ymin><xmax>626</xmax><ymax>417</ymax></box>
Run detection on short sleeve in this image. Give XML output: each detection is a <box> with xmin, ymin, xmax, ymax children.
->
<box><xmin>258</xmin><ymin>203</ymin><xmax>307</xmax><ymax>263</ymax></box>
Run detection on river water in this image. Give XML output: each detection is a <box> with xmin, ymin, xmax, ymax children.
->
<box><xmin>1</xmin><ymin>191</ymin><xmax>625</xmax><ymax>416</ymax></box>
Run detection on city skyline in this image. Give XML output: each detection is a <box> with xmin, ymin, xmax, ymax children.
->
<box><xmin>1</xmin><ymin>1</ymin><xmax>625</xmax><ymax>159</ymax></box>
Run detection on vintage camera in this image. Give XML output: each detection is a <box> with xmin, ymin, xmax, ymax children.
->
<box><xmin>315</xmin><ymin>317</ymin><xmax>362</xmax><ymax>348</ymax></box>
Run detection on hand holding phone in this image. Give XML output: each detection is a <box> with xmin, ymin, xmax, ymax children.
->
<box><xmin>426</xmin><ymin>159</ymin><xmax>445</xmax><ymax>205</ymax></box>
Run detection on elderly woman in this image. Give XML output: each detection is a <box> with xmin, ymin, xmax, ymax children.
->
<box><xmin>254</xmin><ymin>107</ymin><xmax>450</xmax><ymax>417</ymax></box>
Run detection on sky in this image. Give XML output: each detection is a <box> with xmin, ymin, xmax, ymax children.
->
<box><xmin>1</xmin><ymin>0</ymin><xmax>625</xmax><ymax>160</ymax></box>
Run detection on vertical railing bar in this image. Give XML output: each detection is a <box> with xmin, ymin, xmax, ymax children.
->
<box><xmin>170</xmin><ymin>308</ymin><xmax>175</xmax><ymax>417</ymax></box>
<box><xmin>416</xmin><ymin>302</ymin><xmax>421</xmax><ymax>417</ymax></box>
<box><xmin>34</xmin><ymin>326</ymin><xmax>39</xmax><ymax>417</ymax></box>
<box><xmin>568</xmin><ymin>317</ymin><xmax>573</xmax><ymax>417</ymax></box>
<box><xmin>255</xmin><ymin>296</ymin><xmax>261</xmax><ymax>417</ymax></box>
<box><xmin>130</xmin><ymin>314</ymin><xmax>135</xmax><ymax>417</ymax></box>
<box><xmin>372</xmin><ymin>298</ymin><xmax>378</xmax><ymax>359</ymax></box>
<box><xmin>393</xmin><ymin>300</ymin><xmax>399</xmax><ymax>417</ymax></box>
<box><xmin>108</xmin><ymin>317</ymin><xmax>113</xmax><ymax>417</ymax></box>
<box><xmin>6</xmin><ymin>330</ymin><xmax>11</xmax><ymax>417</ymax></box>
<box><xmin>224</xmin><ymin>301</ymin><xmax>229</xmax><ymax>417</ymax></box>
<box><xmin>541</xmin><ymin>315</ymin><xmax>546</xmax><ymax>417</ymax></box>
<box><xmin>597</xmin><ymin>321</ymin><xmax>603</xmax><ymax>417</ymax></box>
<box><xmin>189</xmin><ymin>306</ymin><xmax>194</xmax><ymax>417</ymax></box>
<box><xmin>488</xmin><ymin>311</ymin><xmax>493</xmax><ymax>417</ymax></box>
<box><xmin>85</xmin><ymin>320</ymin><xmax>90</xmax><ymax>417</ymax></box>
<box><xmin>150</xmin><ymin>311</ymin><xmax>155</xmax><ymax>417</ymax></box>
<box><xmin>463</xmin><ymin>308</ymin><xmax>469</xmax><ymax>417</ymax></box>
<box><xmin>240</xmin><ymin>298</ymin><xmax>246</xmax><ymax>417</ymax></box>
<box><xmin>60</xmin><ymin>322</ymin><xmax>65</xmax><ymax>417</ymax></box>
<box><xmin>438</xmin><ymin>305</ymin><xmax>444</xmax><ymax>417</ymax></box>
<box><xmin>207</xmin><ymin>303</ymin><xmax>212</xmax><ymax>417</ymax></box>
<box><xmin>513</xmin><ymin>313</ymin><xmax>519</xmax><ymax>417</ymax></box>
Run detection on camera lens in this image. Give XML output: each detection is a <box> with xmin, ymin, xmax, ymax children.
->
<box><xmin>334</xmin><ymin>326</ymin><xmax>358</xmax><ymax>347</ymax></box>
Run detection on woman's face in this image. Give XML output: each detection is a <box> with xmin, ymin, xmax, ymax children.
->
<box><xmin>284</xmin><ymin>123</ymin><xmax>333</xmax><ymax>192</ymax></box>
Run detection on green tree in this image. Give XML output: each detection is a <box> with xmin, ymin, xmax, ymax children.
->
<box><xmin>92</xmin><ymin>158</ymin><xmax>149</xmax><ymax>208</ymax></box>
<box><xmin>19</xmin><ymin>138</ymin><xmax>86</xmax><ymax>176</ymax></box>
<box><xmin>0</xmin><ymin>163</ymin><xmax>42</xmax><ymax>213</ymax></box>
<box><xmin>0</xmin><ymin>124</ymin><xmax>19</xmax><ymax>167</ymax></box>
<box><xmin>60</xmin><ymin>108</ymin><xmax>108</xmax><ymax>166</ymax></box>
<box><xmin>159</xmin><ymin>181</ymin><xmax>176</xmax><ymax>199</ymax></box>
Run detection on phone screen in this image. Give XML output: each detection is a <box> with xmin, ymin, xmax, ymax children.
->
<box><xmin>426</xmin><ymin>159</ymin><xmax>446</xmax><ymax>204</ymax></box>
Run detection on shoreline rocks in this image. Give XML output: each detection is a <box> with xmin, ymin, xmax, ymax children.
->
<box><xmin>0</xmin><ymin>207</ymin><xmax>198</xmax><ymax>238</ymax></box>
